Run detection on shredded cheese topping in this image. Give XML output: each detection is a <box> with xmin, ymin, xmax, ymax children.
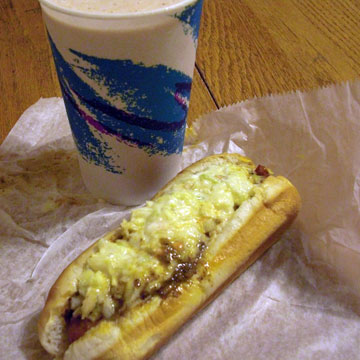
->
<box><xmin>70</xmin><ymin>161</ymin><xmax>265</xmax><ymax>321</ymax></box>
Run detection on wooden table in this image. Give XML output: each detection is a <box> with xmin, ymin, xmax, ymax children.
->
<box><xmin>1</xmin><ymin>0</ymin><xmax>360</xmax><ymax>144</ymax></box>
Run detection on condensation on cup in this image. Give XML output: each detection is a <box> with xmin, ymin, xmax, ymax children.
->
<box><xmin>39</xmin><ymin>0</ymin><xmax>204</xmax><ymax>205</ymax></box>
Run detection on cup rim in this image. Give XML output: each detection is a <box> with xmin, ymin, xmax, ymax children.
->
<box><xmin>38</xmin><ymin>0</ymin><xmax>196</xmax><ymax>19</ymax></box>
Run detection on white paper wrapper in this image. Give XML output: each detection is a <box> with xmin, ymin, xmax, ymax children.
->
<box><xmin>1</xmin><ymin>81</ymin><xmax>360</xmax><ymax>359</ymax></box>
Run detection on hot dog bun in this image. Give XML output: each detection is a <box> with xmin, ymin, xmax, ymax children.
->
<box><xmin>38</xmin><ymin>153</ymin><xmax>301</xmax><ymax>359</ymax></box>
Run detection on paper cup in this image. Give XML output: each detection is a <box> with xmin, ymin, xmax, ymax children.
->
<box><xmin>39</xmin><ymin>0</ymin><xmax>203</xmax><ymax>205</ymax></box>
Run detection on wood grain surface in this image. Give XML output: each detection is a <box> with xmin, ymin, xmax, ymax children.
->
<box><xmin>1</xmin><ymin>0</ymin><xmax>360</xmax><ymax>143</ymax></box>
<box><xmin>197</xmin><ymin>0</ymin><xmax>360</xmax><ymax>107</ymax></box>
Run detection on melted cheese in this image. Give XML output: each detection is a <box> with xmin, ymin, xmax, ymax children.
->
<box><xmin>76</xmin><ymin>239</ymin><xmax>168</xmax><ymax>320</ymax></box>
<box><xmin>73</xmin><ymin>161</ymin><xmax>263</xmax><ymax>321</ymax></box>
<box><xmin>123</xmin><ymin>164</ymin><xmax>255</xmax><ymax>259</ymax></box>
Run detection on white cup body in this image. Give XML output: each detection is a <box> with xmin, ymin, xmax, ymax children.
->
<box><xmin>39</xmin><ymin>0</ymin><xmax>203</xmax><ymax>205</ymax></box>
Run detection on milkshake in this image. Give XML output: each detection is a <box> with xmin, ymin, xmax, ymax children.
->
<box><xmin>39</xmin><ymin>0</ymin><xmax>203</xmax><ymax>205</ymax></box>
<box><xmin>43</xmin><ymin>0</ymin><xmax>187</xmax><ymax>13</ymax></box>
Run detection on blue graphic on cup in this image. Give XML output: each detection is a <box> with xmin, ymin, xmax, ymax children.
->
<box><xmin>47</xmin><ymin>0</ymin><xmax>203</xmax><ymax>175</ymax></box>
<box><xmin>175</xmin><ymin>0</ymin><xmax>203</xmax><ymax>44</ymax></box>
<box><xmin>48</xmin><ymin>37</ymin><xmax>192</xmax><ymax>174</ymax></box>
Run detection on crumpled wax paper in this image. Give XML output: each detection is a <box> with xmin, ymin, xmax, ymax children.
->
<box><xmin>1</xmin><ymin>81</ymin><xmax>360</xmax><ymax>360</ymax></box>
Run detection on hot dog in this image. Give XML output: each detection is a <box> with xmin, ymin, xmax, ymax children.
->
<box><xmin>38</xmin><ymin>153</ymin><xmax>301</xmax><ymax>359</ymax></box>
